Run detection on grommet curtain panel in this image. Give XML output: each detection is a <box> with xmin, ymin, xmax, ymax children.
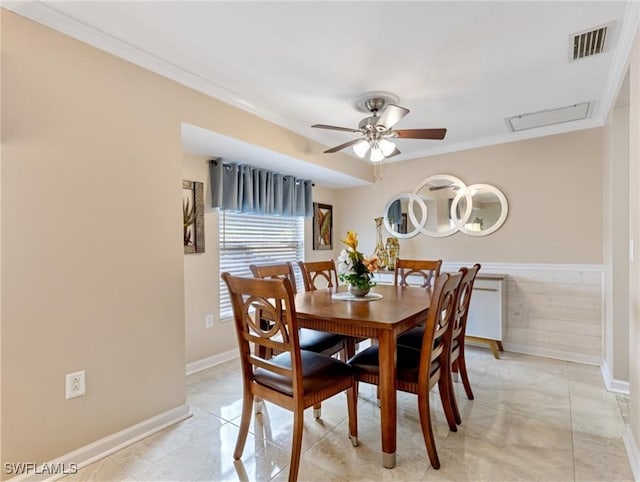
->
<box><xmin>209</xmin><ymin>159</ymin><xmax>313</xmax><ymax>217</ymax></box>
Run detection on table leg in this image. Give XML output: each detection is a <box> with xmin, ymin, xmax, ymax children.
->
<box><xmin>378</xmin><ymin>330</ymin><xmax>396</xmax><ymax>468</ymax></box>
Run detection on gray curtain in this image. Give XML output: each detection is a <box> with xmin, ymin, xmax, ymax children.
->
<box><xmin>209</xmin><ymin>159</ymin><xmax>313</xmax><ymax>217</ymax></box>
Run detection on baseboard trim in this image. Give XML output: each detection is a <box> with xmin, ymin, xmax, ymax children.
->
<box><xmin>13</xmin><ymin>404</ymin><xmax>191</xmax><ymax>482</ymax></box>
<box><xmin>502</xmin><ymin>342</ymin><xmax>601</xmax><ymax>365</ymax></box>
<box><xmin>623</xmin><ymin>427</ymin><xmax>640</xmax><ymax>482</ymax></box>
<box><xmin>600</xmin><ymin>359</ymin><xmax>631</xmax><ymax>394</ymax></box>
<box><xmin>186</xmin><ymin>349</ymin><xmax>238</xmax><ymax>376</ymax></box>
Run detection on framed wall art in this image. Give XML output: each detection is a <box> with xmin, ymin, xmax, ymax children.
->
<box><xmin>183</xmin><ymin>180</ymin><xmax>205</xmax><ymax>254</ymax></box>
<box><xmin>312</xmin><ymin>202</ymin><xmax>333</xmax><ymax>250</ymax></box>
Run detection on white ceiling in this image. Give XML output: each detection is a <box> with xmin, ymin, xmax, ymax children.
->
<box><xmin>6</xmin><ymin>1</ymin><xmax>640</xmax><ymax>187</ymax></box>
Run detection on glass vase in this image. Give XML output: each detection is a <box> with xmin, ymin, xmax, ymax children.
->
<box><xmin>386</xmin><ymin>236</ymin><xmax>399</xmax><ymax>270</ymax></box>
<box><xmin>374</xmin><ymin>217</ymin><xmax>388</xmax><ymax>269</ymax></box>
<box><xmin>349</xmin><ymin>284</ymin><xmax>371</xmax><ymax>297</ymax></box>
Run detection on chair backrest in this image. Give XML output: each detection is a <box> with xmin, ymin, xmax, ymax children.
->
<box><xmin>298</xmin><ymin>260</ymin><xmax>339</xmax><ymax>291</ymax></box>
<box><xmin>250</xmin><ymin>262</ymin><xmax>298</xmax><ymax>295</ymax></box>
<box><xmin>221</xmin><ymin>272</ymin><xmax>304</xmax><ymax>396</ymax></box>
<box><xmin>451</xmin><ymin>264</ymin><xmax>481</xmax><ymax>341</ymax></box>
<box><xmin>419</xmin><ymin>271</ymin><xmax>462</xmax><ymax>386</ymax></box>
<box><xmin>394</xmin><ymin>259</ymin><xmax>443</xmax><ymax>288</ymax></box>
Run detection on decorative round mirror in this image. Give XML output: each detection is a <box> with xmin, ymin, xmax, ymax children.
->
<box><xmin>383</xmin><ymin>193</ymin><xmax>427</xmax><ymax>239</ymax></box>
<box><xmin>451</xmin><ymin>183</ymin><xmax>508</xmax><ymax>236</ymax></box>
<box><xmin>413</xmin><ymin>175</ymin><xmax>471</xmax><ymax>237</ymax></box>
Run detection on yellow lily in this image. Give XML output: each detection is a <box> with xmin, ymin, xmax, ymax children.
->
<box><xmin>341</xmin><ymin>231</ymin><xmax>358</xmax><ymax>250</ymax></box>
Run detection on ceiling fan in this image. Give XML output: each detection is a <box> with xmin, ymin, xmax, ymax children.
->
<box><xmin>311</xmin><ymin>92</ymin><xmax>446</xmax><ymax>162</ymax></box>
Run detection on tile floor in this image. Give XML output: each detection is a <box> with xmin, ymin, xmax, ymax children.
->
<box><xmin>65</xmin><ymin>347</ymin><xmax>634</xmax><ymax>481</ymax></box>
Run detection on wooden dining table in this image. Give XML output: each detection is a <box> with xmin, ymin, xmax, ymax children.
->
<box><xmin>294</xmin><ymin>283</ymin><xmax>431</xmax><ymax>469</ymax></box>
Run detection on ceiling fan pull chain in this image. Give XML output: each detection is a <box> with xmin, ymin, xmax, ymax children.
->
<box><xmin>374</xmin><ymin>161</ymin><xmax>383</xmax><ymax>182</ymax></box>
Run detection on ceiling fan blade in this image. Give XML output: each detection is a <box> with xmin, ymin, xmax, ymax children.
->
<box><xmin>323</xmin><ymin>138</ymin><xmax>362</xmax><ymax>154</ymax></box>
<box><xmin>393</xmin><ymin>128</ymin><xmax>447</xmax><ymax>140</ymax></box>
<box><xmin>311</xmin><ymin>124</ymin><xmax>362</xmax><ymax>133</ymax></box>
<box><xmin>375</xmin><ymin>104</ymin><xmax>410</xmax><ymax>130</ymax></box>
<box><xmin>385</xmin><ymin>147</ymin><xmax>402</xmax><ymax>159</ymax></box>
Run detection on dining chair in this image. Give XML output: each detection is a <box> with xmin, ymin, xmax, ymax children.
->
<box><xmin>221</xmin><ymin>273</ymin><xmax>358</xmax><ymax>482</ymax></box>
<box><xmin>348</xmin><ymin>271</ymin><xmax>462</xmax><ymax>469</ymax></box>
<box><xmin>393</xmin><ymin>258</ymin><xmax>443</xmax><ymax>349</ymax></box>
<box><xmin>298</xmin><ymin>259</ymin><xmax>339</xmax><ymax>291</ymax></box>
<box><xmin>394</xmin><ymin>258</ymin><xmax>443</xmax><ymax>288</ymax></box>
<box><xmin>250</xmin><ymin>262</ymin><xmax>351</xmax><ymax>418</ymax></box>
<box><xmin>397</xmin><ymin>264</ymin><xmax>481</xmax><ymax>426</ymax></box>
<box><xmin>298</xmin><ymin>260</ymin><xmax>361</xmax><ymax>358</ymax></box>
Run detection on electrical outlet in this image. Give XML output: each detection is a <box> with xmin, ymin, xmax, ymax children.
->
<box><xmin>205</xmin><ymin>314</ymin><xmax>214</xmax><ymax>328</ymax></box>
<box><xmin>65</xmin><ymin>370</ymin><xmax>86</xmax><ymax>399</ymax></box>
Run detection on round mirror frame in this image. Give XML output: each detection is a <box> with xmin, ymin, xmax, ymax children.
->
<box><xmin>451</xmin><ymin>183</ymin><xmax>508</xmax><ymax>236</ymax></box>
<box><xmin>383</xmin><ymin>193</ymin><xmax>427</xmax><ymax>239</ymax></box>
<box><xmin>413</xmin><ymin>174</ymin><xmax>472</xmax><ymax>238</ymax></box>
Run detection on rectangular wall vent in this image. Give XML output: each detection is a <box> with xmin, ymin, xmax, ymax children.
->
<box><xmin>572</xmin><ymin>26</ymin><xmax>608</xmax><ymax>60</ymax></box>
<box><xmin>506</xmin><ymin>102</ymin><xmax>591</xmax><ymax>132</ymax></box>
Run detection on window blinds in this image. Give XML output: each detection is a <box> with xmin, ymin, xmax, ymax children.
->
<box><xmin>218</xmin><ymin>211</ymin><xmax>305</xmax><ymax>320</ymax></box>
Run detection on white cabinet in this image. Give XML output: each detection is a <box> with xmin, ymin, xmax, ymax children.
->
<box><xmin>465</xmin><ymin>274</ymin><xmax>507</xmax><ymax>358</ymax></box>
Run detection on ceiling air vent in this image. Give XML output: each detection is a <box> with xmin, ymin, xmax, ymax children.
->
<box><xmin>571</xmin><ymin>24</ymin><xmax>610</xmax><ymax>61</ymax></box>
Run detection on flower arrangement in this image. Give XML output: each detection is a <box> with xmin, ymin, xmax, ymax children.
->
<box><xmin>337</xmin><ymin>231</ymin><xmax>379</xmax><ymax>292</ymax></box>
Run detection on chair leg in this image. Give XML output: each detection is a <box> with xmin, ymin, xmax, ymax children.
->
<box><xmin>233</xmin><ymin>391</ymin><xmax>253</xmax><ymax>460</ymax></box>
<box><xmin>437</xmin><ymin>372</ymin><xmax>458</xmax><ymax>432</ymax></box>
<box><xmin>417</xmin><ymin>389</ymin><xmax>440</xmax><ymax>469</ymax></box>
<box><xmin>288</xmin><ymin>409</ymin><xmax>304</xmax><ymax>482</ymax></box>
<box><xmin>344</xmin><ymin>337</ymin><xmax>356</xmax><ymax>361</ymax></box>
<box><xmin>346</xmin><ymin>380</ymin><xmax>359</xmax><ymax>447</ymax></box>
<box><xmin>458</xmin><ymin>345</ymin><xmax>475</xmax><ymax>400</ymax></box>
<box><xmin>313</xmin><ymin>403</ymin><xmax>321</xmax><ymax>419</ymax></box>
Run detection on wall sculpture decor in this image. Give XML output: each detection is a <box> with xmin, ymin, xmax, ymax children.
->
<box><xmin>183</xmin><ymin>180</ymin><xmax>205</xmax><ymax>253</ymax></box>
<box><xmin>312</xmin><ymin>202</ymin><xmax>333</xmax><ymax>250</ymax></box>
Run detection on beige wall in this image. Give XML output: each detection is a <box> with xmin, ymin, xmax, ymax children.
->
<box><xmin>182</xmin><ymin>155</ymin><xmax>340</xmax><ymax>364</ymax></box>
<box><xmin>2</xmin><ymin>11</ymin><xmax>186</xmax><ymax>466</ymax></box>
<box><xmin>182</xmin><ymin>154</ymin><xmax>236</xmax><ymax>364</ymax></box>
<box><xmin>333</xmin><ymin>129</ymin><xmax>603</xmax><ymax>264</ymax></box>
<box><xmin>331</xmin><ymin>130</ymin><xmax>606</xmax><ymax>364</ymax></box>
<box><xmin>0</xmin><ymin>11</ymin><xmax>368</xmax><ymax>468</ymax></box>
<box><xmin>3</xmin><ymin>6</ymin><xmax>638</xmax><ymax>475</ymax></box>
<box><xmin>627</xmin><ymin>22</ymin><xmax>640</xmax><ymax>475</ymax></box>
<box><xmin>603</xmin><ymin>105</ymin><xmax>631</xmax><ymax>384</ymax></box>
<box><xmin>305</xmin><ymin>185</ymin><xmax>340</xmax><ymax>263</ymax></box>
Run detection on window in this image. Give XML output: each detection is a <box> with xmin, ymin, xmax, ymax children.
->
<box><xmin>219</xmin><ymin>211</ymin><xmax>305</xmax><ymax>320</ymax></box>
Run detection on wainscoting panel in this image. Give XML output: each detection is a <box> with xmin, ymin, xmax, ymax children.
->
<box><xmin>443</xmin><ymin>262</ymin><xmax>603</xmax><ymax>364</ymax></box>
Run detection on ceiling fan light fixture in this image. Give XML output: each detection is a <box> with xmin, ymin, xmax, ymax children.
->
<box><xmin>370</xmin><ymin>145</ymin><xmax>385</xmax><ymax>163</ymax></box>
<box><xmin>378</xmin><ymin>138</ymin><xmax>396</xmax><ymax>156</ymax></box>
<box><xmin>353</xmin><ymin>139</ymin><xmax>370</xmax><ymax>158</ymax></box>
